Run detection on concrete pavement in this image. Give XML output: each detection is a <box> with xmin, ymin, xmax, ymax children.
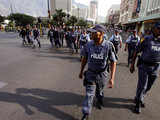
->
<box><xmin>0</xmin><ymin>32</ymin><xmax>160</xmax><ymax>120</ymax></box>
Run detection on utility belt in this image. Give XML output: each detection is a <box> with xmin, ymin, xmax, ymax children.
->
<box><xmin>137</xmin><ymin>57</ymin><xmax>160</xmax><ymax>66</ymax></box>
<box><xmin>142</xmin><ymin>61</ymin><xmax>159</xmax><ymax>66</ymax></box>
<box><xmin>83</xmin><ymin>70</ymin><xmax>105</xmax><ymax>87</ymax></box>
<box><xmin>88</xmin><ymin>68</ymin><xmax>106</xmax><ymax>74</ymax></box>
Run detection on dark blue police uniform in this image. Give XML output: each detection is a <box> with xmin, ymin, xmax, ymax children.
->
<box><xmin>33</xmin><ymin>29</ymin><xmax>41</xmax><ymax>48</ymax></box>
<box><xmin>126</xmin><ymin>35</ymin><xmax>140</xmax><ymax>66</ymax></box>
<box><xmin>134</xmin><ymin>34</ymin><xmax>160</xmax><ymax>112</ymax></box>
<box><xmin>81</xmin><ymin>40</ymin><xmax>117</xmax><ymax>115</ymax></box>
<box><xmin>48</xmin><ymin>29</ymin><xmax>55</xmax><ymax>47</ymax></box>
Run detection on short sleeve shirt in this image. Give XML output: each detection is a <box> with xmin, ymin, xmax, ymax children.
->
<box><xmin>81</xmin><ymin>40</ymin><xmax>117</xmax><ymax>71</ymax></box>
<box><xmin>126</xmin><ymin>35</ymin><xmax>140</xmax><ymax>44</ymax></box>
<box><xmin>136</xmin><ymin>35</ymin><xmax>160</xmax><ymax>63</ymax></box>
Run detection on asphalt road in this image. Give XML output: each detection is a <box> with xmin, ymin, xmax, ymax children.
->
<box><xmin>0</xmin><ymin>32</ymin><xmax>160</xmax><ymax>120</ymax></box>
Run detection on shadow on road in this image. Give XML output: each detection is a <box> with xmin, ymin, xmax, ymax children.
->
<box><xmin>0</xmin><ymin>88</ymin><xmax>134</xmax><ymax>119</ymax></box>
<box><xmin>36</xmin><ymin>54</ymin><xmax>80</xmax><ymax>63</ymax></box>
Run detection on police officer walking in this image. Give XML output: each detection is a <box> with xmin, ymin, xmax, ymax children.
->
<box><xmin>130</xmin><ymin>22</ymin><xmax>160</xmax><ymax>114</ymax></box>
<box><xmin>70</xmin><ymin>29</ymin><xmax>78</xmax><ymax>54</ymax></box>
<box><xmin>79</xmin><ymin>24</ymin><xmax>117</xmax><ymax>120</ymax></box>
<box><xmin>79</xmin><ymin>30</ymin><xmax>90</xmax><ymax>60</ymax></box>
<box><xmin>125</xmin><ymin>30</ymin><xmax>140</xmax><ymax>66</ymax></box>
<box><xmin>19</xmin><ymin>27</ymin><xmax>27</xmax><ymax>46</ymax></box>
<box><xmin>26</xmin><ymin>25</ymin><xmax>32</xmax><ymax>45</ymax></box>
<box><xmin>48</xmin><ymin>26</ymin><xmax>55</xmax><ymax>48</ymax></box>
<box><xmin>33</xmin><ymin>26</ymin><xmax>41</xmax><ymax>48</ymax></box>
<box><xmin>54</xmin><ymin>27</ymin><xmax>61</xmax><ymax>48</ymax></box>
<box><xmin>59</xmin><ymin>27</ymin><xmax>65</xmax><ymax>47</ymax></box>
<box><xmin>109</xmin><ymin>29</ymin><xmax>122</xmax><ymax>54</ymax></box>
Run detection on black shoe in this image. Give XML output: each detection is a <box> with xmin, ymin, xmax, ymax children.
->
<box><xmin>96</xmin><ymin>100</ymin><xmax>103</xmax><ymax>110</ymax></box>
<box><xmin>81</xmin><ymin>114</ymin><xmax>89</xmax><ymax>120</ymax></box>
<box><xmin>134</xmin><ymin>98</ymin><xmax>145</xmax><ymax>108</ymax></box>
<box><xmin>134</xmin><ymin>102</ymin><xmax>141</xmax><ymax>114</ymax></box>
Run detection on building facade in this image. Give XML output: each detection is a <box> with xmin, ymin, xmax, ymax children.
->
<box><xmin>107</xmin><ymin>4</ymin><xmax>120</xmax><ymax>24</ymax></box>
<box><xmin>89</xmin><ymin>0</ymin><xmax>98</xmax><ymax>21</ymax></box>
<box><xmin>50</xmin><ymin>0</ymin><xmax>72</xmax><ymax>15</ymax></box>
<box><xmin>119</xmin><ymin>0</ymin><xmax>137</xmax><ymax>24</ymax></box>
<box><xmin>72</xmin><ymin>3</ymin><xmax>89</xmax><ymax>20</ymax></box>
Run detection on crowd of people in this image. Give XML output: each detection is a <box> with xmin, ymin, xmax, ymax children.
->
<box><xmin>18</xmin><ymin>23</ymin><xmax>160</xmax><ymax>120</ymax></box>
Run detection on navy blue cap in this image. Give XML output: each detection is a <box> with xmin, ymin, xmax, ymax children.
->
<box><xmin>154</xmin><ymin>22</ymin><xmax>160</xmax><ymax>29</ymax></box>
<box><xmin>87</xmin><ymin>24</ymin><xmax>106</xmax><ymax>33</ymax></box>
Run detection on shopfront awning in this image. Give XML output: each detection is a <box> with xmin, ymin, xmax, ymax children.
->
<box><xmin>127</xmin><ymin>13</ymin><xmax>160</xmax><ymax>24</ymax></box>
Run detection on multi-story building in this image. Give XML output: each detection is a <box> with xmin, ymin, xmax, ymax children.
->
<box><xmin>50</xmin><ymin>0</ymin><xmax>72</xmax><ymax>15</ymax></box>
<box><xmin>107</xmin><ymin>4</ymin><xmax>120</xmax><ymax>24</ymax></box>
<box><xmin>72</xmin><ymin>2</ymin><xmax>89</xmax><ymax>20</ymax></box>
<box><xmin>139</xmin><ymin>0</ymin><xmax>160</xmax><ymax>17</ymax></box>
<box><xmin>119</xmin><ymin>0</ymin><xmax>129</xmax><ymax>24</ymax></box>
<box><xmin>50</xmin><ymin>0</ymin><xmax>90</xmax><ymax>20</ymax></box>
<box><xmin>129</xmin><ymin>0</ymin><xmax>160</xmax><ymax>33</ymax></box>
<box><xmin>120</xmin><ymin>0</ymin><xmax>136</xmax><ymax>24</ymax></box>
<box><xmin>89</xmin><ymin>0</ymin><xmax>98</xmax><ymax>21</ymax></box>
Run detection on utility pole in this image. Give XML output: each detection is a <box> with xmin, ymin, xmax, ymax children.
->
<box><xmin>78</xmin><ymin>3</ymin><xmax>80</xmax><ymax>20</ymax></box>
<box><xmin>10</xmin><ymin>3</ymin><xmax>13</xmax><ymax>14</ymax></box>
<box><xmin>67</xmin><ymin>0</ymin><xmax>69</xmax><ymax>20</ymax></box>
<box><xmin>48</xmin><ymin>0</ymin><xmax>51</xmax><ymax>19</ymax></box>
<box><xmin>47</xmin><ymin>0</ymin><xmax>51</xmax><ymax>29</ymax></box>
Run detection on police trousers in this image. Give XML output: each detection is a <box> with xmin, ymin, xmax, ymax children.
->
<box><xmin>128</xmin><ymin>47</ymin><xmax>136</xmax><ymax>64</ymax></box>
<box><xmin>50</xmin><ymin>37</ymin><xmax>54</xmax><ymax>47</ymax></box>
<box><xmin>22</xmin><ymin>36</ymin><xmax>27</xmax><ymax>45</ymax></box>
<box><xmin>34</xmin><ymin>37</ymin><xmax>41</xmax><ymax>48</ymax></box>
<box><xmin>135</xmin><ymin>63</ymin><xmax>160</xmax><ymax>102</ymax></box>
<box><xmin>26</xmin><ymin>36</ymin><xmax>31</xmax><ymax>44</ymax></box>
<box><xmin>55</xmin><ymin>38</ymin><xmax>61</xmax><ymax>48</ymax></box>
<box><xmin>82</xmin><ymin>81</ymin><xmax>104</xmax><ymax>115</ymax></box>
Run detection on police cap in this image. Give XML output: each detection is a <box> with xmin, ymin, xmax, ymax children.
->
<box><xmin>87</xmin><ymin>24</ymin><xmax>106</xmax><ymax>33</ymax></box>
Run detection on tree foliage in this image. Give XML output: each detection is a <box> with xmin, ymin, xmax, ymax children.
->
<box><xmin>52</xmin><ymin>9</ymin><xmax>66</xmax><ymax>26</ymax></box>
<box><xmin>69</xmin><ymin>16</ymin><xmax>78</xmax><ymax>26</ymax></box>
<box><xmin>0</xmin><ymin>15</ymin><xmax>5</xmax><ymax>23</ymax></box>
<box><xmin>77</xmin><ymin>19</ymin><xmax>87</xmax><ymax>27</ymax></box>
<box><xmin>8</xmin><ymin>13</ymin><xmax>35</xmax><ymax>26</ymax></box>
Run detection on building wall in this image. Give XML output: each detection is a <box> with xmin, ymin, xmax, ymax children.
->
<box><xmin>90</xmin><ymin>1</ymin><xmax>98</xmax><ymax>20</ymax></box>
<box><xmin>147</xmin><ymin>0</ymin><xmax>160</xmax><ymax>16</ymax></box>
<box><xmin>120</xmin><ymin>0</ymin><xmax>138</xmax><ymax>24</ymax></box>
<box><xmin>139</xmin><ymin>0</ymin><xmax>160</xmax><ymax>17</ymax></box>
<box><xmin>120</xmin><ymin>0</ymin><xmax>129</xmax><ymax>24</ymax></box>
<box><xmin>72</xmin><ymin>6</ymin><xmax>88</xmax><ymax>19</ymax></box>
<box><xmin>50</xmin><ymin>0</ymin><xmax>72</xmax><ymax>15</ymax></box>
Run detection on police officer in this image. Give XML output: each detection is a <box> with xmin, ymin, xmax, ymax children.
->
<box><xmin>79</xmin><ymin>30</ymin><xmax>90</xmax><ymax>60</ymax></box>
<box><xmin>48</xmin><ymin>26</ymin><xmax>55</xmax><ymax>48</ymax></box>
<box><xmin>79</xmin><ymin>24</ymin><xmax>117</xmax><ymax>120</ymax></box>
<box><xmin>19</xmin><ymin>27</ymin><xmax>27</xmax><ymax>46</ymax></box>
<box><xmin>125</xmin><ymin>30</ymin><xmax>140</xmax><ymax>66</ymax></box>
<box><xmin>130</xmin><ymin>22</ymin><xmax>160</xmax><ymax>114</ymax></box>
<box><xmin>26</xmin><ymin>25</ymin><xmax>32</xmax><ymax>45</ymax></box>
<box><xmin>109</xmin><ymin>29</ymin><xmax>122</xmax><ymax>54</ymax></box>
<box><xmin>33</xmin><ymin>26</ymin><xmax>41</xmax><ymax>48</ymax></box>
<box><xmin>65</xmin><ymin>28</ymin><xmax>70</xmax><ymax>48</ymax></box>
<box><xmin>70</xmin><ymin>29</ymin><xmax>78</xmax><ymax>54</ymax></box>
<box><xmin>59</xmin><ymin>27</ymin><xmax>65</xmax><ymax>47</ymax></box>
<box><xmin>54</xmin><ymin>27</ymin><xmax>61</xmax><ymax>48</ymax></box>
